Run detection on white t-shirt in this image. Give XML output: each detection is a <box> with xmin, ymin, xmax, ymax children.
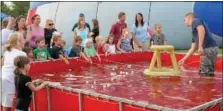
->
<box><xmin>1</xmin><ymin>28</ymin><xmax>14</xmax><ymax>45</ymax></box>
<box><xmin>2</xmin><ymin>48</ymin><xmax>27</xmax><ymax>83</ymax></box>
<box><xmin>107</xmin><ymin>44</ymin><xmax>116</xmax><ymax>54</ymax></box>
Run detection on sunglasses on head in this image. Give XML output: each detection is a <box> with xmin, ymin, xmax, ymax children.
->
<box><xmin>49</xmin><ymin>23</ymin><xmax>54</xmax><ymax>26</ymax></box>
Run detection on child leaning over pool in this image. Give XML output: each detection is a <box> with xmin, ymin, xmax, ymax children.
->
<box><xmin>117</xmin><ymin>27</ymin><xmax>133</xmax><ymax>53</ymax></box>
<box><xmin>104</xmin><ymin>35</ymin><xmax>116</xmax><ymax>56</ymax></box>
<box><xmin>149</xmin><ymin>24</ymin><xmax>167</xmax><ymax>47</ymax></box>
<box><xmin>69</xmin><ymin>36</ymin><xmax>92</xmax><ymax>63</ymax></box>
<box><xmin>14</xmin><ymin>56</ymin><xmax>48</xmax><ymax>111</ymax></box>
<box><xmin>50</xmin><ymin>33</ymin><xmax>69</xmax><ymax>64</ymax></box>
<box><xmin>33</xmin><ymin>37</ymin><xmax>53</xmax><ymax>61</ymax></box>
<box><xmin>84</xmin><ymin>38</ymin><xmax>101</xmax><ymax>62</ymax></box>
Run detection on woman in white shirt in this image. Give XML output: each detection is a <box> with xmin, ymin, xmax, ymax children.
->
<box><xmin>1</xmin><ymin>32</ymin><xmax>26</xmax><ymax>111</ymax></box>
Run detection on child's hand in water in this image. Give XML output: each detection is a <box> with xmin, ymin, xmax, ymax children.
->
<box><xmin>64</xmin><ymin>59</ymin><xmax>70</xmax><ymax>65</ymax></box>
<box><xmin>98</xmin><ymin>57</ymin><xmax>101</xmax><ymax>62</ymax></box>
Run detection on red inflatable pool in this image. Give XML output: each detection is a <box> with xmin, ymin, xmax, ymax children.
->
<box><xmin>26</xmin><ymin>52</ymin><xmax>222</xmax><ymax>111</ymax></box>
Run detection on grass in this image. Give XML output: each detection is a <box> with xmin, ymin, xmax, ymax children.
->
<box><xmin>175</xmin><ymin>48</ymin><xmax>222</xmax><ymax>57</ymax></box>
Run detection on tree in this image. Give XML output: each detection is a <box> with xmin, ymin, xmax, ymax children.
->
<box><xmin>1</xmin><ymin>1</ymin><xmax>30</xmax><ymax>18</ymax></box>
<box><xmin>10</xmin><ymin>2</ymin><xmax>30</xmax><ymax>17</ymax></box>
<box><xmin>1</xmin><ymin>2</ymin><xmax>11</xmax><ymax>16</ymax></box>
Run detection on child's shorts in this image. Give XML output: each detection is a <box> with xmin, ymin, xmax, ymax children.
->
<box><xmin>199</xmin><ymin>46</ymin><xmax>218</xmax><ymax>76</ymax></box>
<box><xmin>1</xmin><ymin>79</ymin><xmax>15</xmax><ymax>107</ymax></box>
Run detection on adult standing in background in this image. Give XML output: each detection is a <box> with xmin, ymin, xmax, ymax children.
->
<box><xmin>15</xmin><ymin>15</ymin><xmax>27</xmax><ymax>40</ymax></box>
<box><xmin>109</xmin><ymin>12</ymin><xmax>127</xmax><ymax>47</ymax></box>
<box><xmin>73</xmin><ymin>17</ymin><xmax>90</xmax><ymax>47</ymax></box>
<box><xmin>90</xmin><ymin>19</ymin><xmax>99</xmax><ymax>47</ymax></box>
<box><xmin>26</xmin><ymin>14</ymin><xmax>44</xmax><ymax>49</ymax></box>
<box><xmin>72</xmin><ymin>13</ymin><xmax>91</xmax><ymax>36</ymax></box>
<box><xmin>44</xmin><ymin>19</ymin><xmax>57</xmax><ymax>49</ymax></box>
<box><xmin>2</xmin><ymin>17</ymin><xmax>15</xmax><ymax>45</ymax></box>
<box><xmin>131</xmin><ymin>13</ymin><xmax>151</xmax><ymax>51</ymax></box>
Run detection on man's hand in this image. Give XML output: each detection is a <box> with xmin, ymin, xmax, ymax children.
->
<box><xmin>178</xmin><ymin>58</ymin><xmax>185</xmax><ymax>66</ymax></box>
<box><xmin>198</xmin><ymin>47</ymin><xmax>204</xmax><ymax>55</ymax></box>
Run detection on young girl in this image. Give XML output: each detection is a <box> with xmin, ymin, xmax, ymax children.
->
<box><xmin>117</xmin><ymin>28</ymin><xmax>133</xmax><ymax>53</ymax></box>
<box><xmin>23</xmin><ymin>47</ymin><xmax>34</xmax><ymax>62</ymax></box>
<box><xmin>104</xmin><ymin>35</ymin><xmax>116</xmax><ymax>56</ymax></box>
<box><xmin>14</xmin><ymin>56</ymin><xmax>48</xmax><ymax>111</ymax></box>
<box><xmin>96</xmin><ymin>36</ymin><xmax>106</xmax><ymax>55</ymax></box>
<box><xmin>150</xmin><ymin>24</ymin><xmax>167</xmax><ymax>47</ymax></box>
<box><xmin>1</xmin><ymin>32</ymin><xmax>26</xmax><ymax>111</ymax></box>
<box><xmin>84</xmin><ymin>38</ymin><xmax>101</xmax><ymax>62</ymax></box>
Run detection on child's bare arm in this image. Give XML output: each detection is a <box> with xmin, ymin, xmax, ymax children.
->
<box><xmin>1</xmin><ymin>57</ymin><xmax>4</xmax><ymax>67</ymax></box>
<box><xmin>80</xmin><ymin>52</ymin><xmax>92</xmax><ymax>63</ymax></box>
<box><xmin>117</xmin><ymin>39</ymin><xmax>125</xmax><ymax>53</ymax></box>
<box><xmin>95</xmin><ymin>52</ymin><xmax>101</xmax><ymax>62</ymax></box>
<box><xmin>59</xmin><ymin>55</ymin><xmax>69</xmax><ymax>64</ymax></box>
<box><xmin>28</xmin><ymin>81</ymin><xmax>48</xmax><ymax>92</ymax></box>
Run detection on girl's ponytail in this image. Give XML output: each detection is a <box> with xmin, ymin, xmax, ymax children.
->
<box><xmin>14</xmin><ymin>67</ymin><xmax>21</xmax><ymax>75</ymax></box>
<box><xmin>14</xmin><ymin>56</ymin><xmax>30</xmax><ymax>75</ymax></box>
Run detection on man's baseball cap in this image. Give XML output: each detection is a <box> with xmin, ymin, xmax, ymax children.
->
<box><xmin>79</xmin><ymin>13</ymin><xmax>85</xmax><ymax>17</ymax></box>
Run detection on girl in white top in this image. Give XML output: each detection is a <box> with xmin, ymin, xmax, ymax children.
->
<box><xmin>1</xmin><ymin>32</ymin><xmax>26</xmax><ymax>111</ymax></box>
<box><xmin>104</xmin><ymin>35</ymin><xmax>116</xmax><ymax>56</ymax></box>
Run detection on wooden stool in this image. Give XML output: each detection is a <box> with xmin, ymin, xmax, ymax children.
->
<box><xmin>144</xmin><ymin>45</ymin><xmax>180</xmax><ymax>76</ymax></box>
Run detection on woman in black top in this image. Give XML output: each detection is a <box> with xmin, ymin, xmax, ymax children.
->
<box><xmin>90</xmin><ymin>19</ymin><xmax>99</xmax><ymax>46</ymax></box>
<box><xmin>44</xmin><ymin>19</ymin><xmax>57</xmax><ymax>48</ymax></box>
<box><xmin>14</xmin><ymin>56</ymin><xmax>48</xmax><ymax>111</ymax></box>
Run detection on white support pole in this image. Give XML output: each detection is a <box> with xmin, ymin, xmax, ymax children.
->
<box><xmin>78</xmin><ymin>92</ymin><xmax>83</xmax><ymax>111</ymax></box>
<box><xmin>119</xmin><ymin>101</ymin><xmax>123</xmax><ymax>111</ymax></box>
<box><xmin>32</xmin><ymin>92</ymin><xmax>36</xmax><ymax>111</ymax></box>
<box><xmin>46</xmin><ymin>86</ymin><xmax>51</xmax><ymax>111</ymax></box>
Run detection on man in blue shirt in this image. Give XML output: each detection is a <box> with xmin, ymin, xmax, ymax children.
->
<box><xmin>178</xmin><ymin>12</ymin><xmax>218</xmax><ymax>76</ymax></box>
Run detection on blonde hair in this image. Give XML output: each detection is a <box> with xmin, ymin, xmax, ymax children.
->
<box><xmin>45</xmin><ymin>19</ymin><xmax>53</xmax><ymax>28</ymax></box>
<box><xmin>85</xmin><ymin>38</ymin><xmax>93</xmax><ymax>47</ymax></box>
<box><xmin>154</xmin><ymin>24</ymin><xmax>161</xmax><ymax>29</ymax></box>
<box><xmin>4</xmin><ymin>32</ymin><xmax>23</xmax><ymax>51</ymax></box>
<box><xmin>77</xmin><ymin>17</ymin><xmax>85</xmax><ymax>29</ymax></box>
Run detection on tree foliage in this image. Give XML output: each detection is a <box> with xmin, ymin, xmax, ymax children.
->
<box><xmin>1</xmin><ymin>1</ymin><xmax>30</xmax><ymax>17</ymax></box>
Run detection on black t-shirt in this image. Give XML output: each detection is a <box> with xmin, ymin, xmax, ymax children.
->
<box><xmin>72</xmin><ymin>23</ymin><xmax>91</xmax><ymax>32</ymax></box>
<box><xmin>44</xmin><ymin>28</ymin><xmax>57</xmax><ymax>48</ymax></box>
<box><xmin>91</xmin><ymin>27</ymin><xmax>100</xmax><ymax>43</ymax></box>
<box><xmin>50</xmin><ymin>46</ymin><xmax>64</xmax><ymax>59</ymax></box>
<box><xmin>15</xmin><ymin>74</ymin><xmax>32</xmax><ymax>111</ymax></box>
<box><xmin>69</xmin><ymin>45</ymin><xmax>84</xmax><ymax>57</ymax></box>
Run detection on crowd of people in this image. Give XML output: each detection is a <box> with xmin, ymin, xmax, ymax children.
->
<box><xmin>1</xmin><ymin>11</ymin><xmax>219</xmax><ymax>111</ymax></box>
<box><xmin>1</xmin><ymin>12</ymin><xmax>167</xmax><ymax>64</ymax></box>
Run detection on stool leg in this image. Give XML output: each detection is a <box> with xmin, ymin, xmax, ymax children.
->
<box><xmin>170</xmin><ymin>50</ymin><xmax>179</xmax><ymax>71</ymax></box>
<box><xmin>149</xmin><ymin>50</ymin><xmax>158</xmax><ymax>71</ymax></box>
<box><xmin>156</xmin><ymin>50</ymin><xmax>161</xmax><ymax>69</ymax></box>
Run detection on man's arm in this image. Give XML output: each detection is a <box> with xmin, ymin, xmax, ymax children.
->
<box><xmin>109</xmin><ymin>24</ymin><xmax>115</xmax><ymax>36</ymax></box>
<box><xmin>197</xmin><ymin>25</ymin><xmax>205</xmax><ymax>54</ymax></box>
<box><xmin>178</xmin><ymin>43</ymin><xmax>197</xmax><ymax>66</ymax></box>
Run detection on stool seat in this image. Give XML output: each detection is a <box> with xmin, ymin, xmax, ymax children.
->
<box><xmin>151</xmin><ymin>45</ymin><xmax>174</xmax><ymax>50</ymax></box>
<box><xmin>144</xmin><ymin>45</ymin><xmax>180</xmax><ymax>76</ymax></box>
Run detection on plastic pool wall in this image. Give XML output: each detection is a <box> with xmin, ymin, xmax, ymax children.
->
<box><xmin>16</xmin><ymin>52</ymin><xmax>223</xmax><ymax>111</ymax></box>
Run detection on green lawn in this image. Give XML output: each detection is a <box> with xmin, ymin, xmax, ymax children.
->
<box><xmin>175</xmin><ymin>48</ymin><xmax>222</xmax><ymax>57</ymax></box>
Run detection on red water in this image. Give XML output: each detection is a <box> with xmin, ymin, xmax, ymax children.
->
<box><xmin>31</xmin><ymin>60</ymin><xmax>222</xmax><ymax>110</ymax></box>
